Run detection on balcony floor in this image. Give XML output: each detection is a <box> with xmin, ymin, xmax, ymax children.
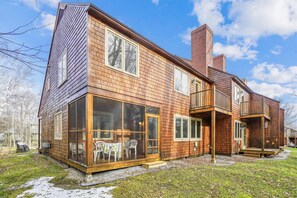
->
<box><xmin>190</xmin><ymin>106</ymin><xmax>232</xmax><ymax>115</ymax></box>
<box><xmin>240</xmin><ymin>114</ymin><xmax>270</xmax><ymax>120</ymax></box>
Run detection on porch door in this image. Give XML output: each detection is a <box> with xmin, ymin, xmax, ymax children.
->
<box><xmin>241</xmin><ymin>123</ymin><xmax>247</xmax><ymax>148</ymax></box>
<box><xmin>195</xmin><ymin>80</ymin><xmax>202</xmax><ymax>107</ymax></box>
<box><xmin>145</xmin><ymin>114</ymin><xmax>160</xmax><ymax>157</ymax></box>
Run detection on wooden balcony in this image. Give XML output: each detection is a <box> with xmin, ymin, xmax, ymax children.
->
<box><xmin>190</xmin><ymin>89</ymin><xmax>231</xmax><ymax>115</ymax></box>
<box><xmin>240</xmin><ymin>98</ymin><xmax>270</xmax><ymax>119</ymax></box>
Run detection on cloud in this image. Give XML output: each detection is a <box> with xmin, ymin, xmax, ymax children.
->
<box><xmin>180</xmin><ymin>27</ymin><xmax>196</xmax><ymax>45</ymax></box>
<box><xmin>251</xmin><ymin>62</ymin><xmax>297</xmax><ymax>84</ymax></box>
<box><xmin>152</xmin><ymin>0</ymin><xmax>159</xmax><ymax>5</ymax></box>
<box><xmin>214</xmin><ymin>42</ymin><xmax>257</xmax><ymax>60</ymax></box>
<box><xmin>270</xmin><ymin>45</ymin><xmax>282</xmax><ymax>55</ymax></box>
<box><xmin>40</xmin><ymin>13</ymin><xmax>55</xmax><ymax>31</ymax></box>
<box><xmin>22</xmin><ymin>0</ymin><xmax>59</xmax><ymax>11</ymax></box>
<box><xmin>247</xmin><ymin>80</ymin><xmax>294</xmax><ymax>99</ymax></box>
<box><xmin>183</xmin><ymin>0</ymin><xmax>297</xmax><ymax>60</ymax></box>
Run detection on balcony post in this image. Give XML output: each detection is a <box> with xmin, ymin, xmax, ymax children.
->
<box><xmin>86</xmin><ymin>93</ymin><xmax>93</xmax><ymax>166</ymax></box>
<box><xmin>261</xmin><ymin>116</ymin><xmax>265</xmax><ymax>152</ymax></box>
<box><xmin>211</xmin><ymin>110</ymin><xmax>216</xmax><ymax>163</ymax></box>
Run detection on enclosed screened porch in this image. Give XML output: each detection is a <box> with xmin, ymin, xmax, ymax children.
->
<box><xmin>67</xmin><ymin>94</ymin><xmax>161</xmax><ymax>173</ymax></box>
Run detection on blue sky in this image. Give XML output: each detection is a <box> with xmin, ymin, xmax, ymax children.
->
<box><xmin>1</xmin><ymin>0</ymin><xmax>297</xmax><ymax>124</ymax></box>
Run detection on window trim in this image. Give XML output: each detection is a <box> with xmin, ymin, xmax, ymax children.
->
<box><xmin>54</xmin><ymin>111</ymin><xmax>63</xmax><ymax>140</ymax></box>
<box><xmin>174</xmin><ymin>114</ymin><xmax>190</xmax><ymax>141</ymax></box>
<box><xmin>105</xmin><ymin>28</ymin><xmax>139</xmax><ymax>77</ymax></box>
<box><xmin>58</xmin><ymin>48</ymin><xmax>68</xmax><ymax>87</ymax></box>
<box><xmin>190</xmin><ymin>118</ymin><xmax>202</xmax><ymax>140</ymax></box>
<box><xmin>93</xmin><ymin>111</ymin><xmax>114</xmax><ymax>140</ymax></box>
<box><xmin>174</xmin><ymin>67</ymin><xmax>189</xmax><ymax>96</ymax></box>
<box><xmin>234</xmin><ymin>120</ymin><xmax>242</xmax><ymax>140</ymax></box>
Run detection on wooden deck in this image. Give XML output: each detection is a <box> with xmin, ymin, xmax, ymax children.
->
<box><xmin>240</xmin><ymin>147</ymin><xmax>280</xmax><ymax>158</ymax></box>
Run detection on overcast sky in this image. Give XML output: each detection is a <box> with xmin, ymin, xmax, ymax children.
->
<box><xmin>1</xmin><ymin>0</ymin><xmax>297</xmax><ymax>119</ymax></box>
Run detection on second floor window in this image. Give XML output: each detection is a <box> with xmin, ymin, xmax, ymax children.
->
<box><xmin>106</xmin><ymin>29</ymin><xmax>138</xmax><ymax>76</ymax></box>
<box><xmin>174</xmin><ymin>67</ymin><xmax>189</xmax><ymax>95</ymax></box>
<box><xmin>234</xmin><ymin>85</ymin><xmax>244</xmax><ymax>104</ymax></box>
<box><xmin>54</xmin><ymin>112</ymin><xmax>63</xmax><ymax>140</ymax></box>
<box><xmin>58</xmin><ymin>49</ymin><xmax>68</xmax><ymax>86</ymax></box>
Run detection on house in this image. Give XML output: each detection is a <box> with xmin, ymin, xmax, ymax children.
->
<box><xmin>38</xmin><ymin>3</ymin><xmax>285</xmax><ymax>175</ymax></box>
<box><xmin>285</xmin><ymin>127</ymin><xmax>297</xmax><ymax>147</ymax></box>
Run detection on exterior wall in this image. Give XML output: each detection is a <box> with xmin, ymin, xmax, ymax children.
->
<box><xmin>215</xmin><ymin>113</ymin><xmax>232</xmax><ymax>155</ymax></box>
<box><xmin>208</xmin><ymin>67</ymin><xmax>232</xmax><ymax>96</ymax></box>
<box><xmin>265</xmin><ymin>97</ymin><xmax>280</xmax><ymax>148</ymax></box>
<box><xmin>39</xmin><ymin>5</ymin><xmax>89</xmax><ymax>162</ymax></box>
<box><xmin>247</xmin><ymin>118</ymin><xmax>262</xmax><ymax>147</ymax></box>
<box><xmin>280</xmin><ymin>109</ymin><xmax>285</xmax><ymax>146</ymax></box>
<box><xmin>249</xmin><ymin>94</ymin><xmax>281</xmax><ymax>149</ymax></box>
<box><xmin>87</xmin><ymin>14</ymin><xmax>212</xmax><ymax>160</ymax></box>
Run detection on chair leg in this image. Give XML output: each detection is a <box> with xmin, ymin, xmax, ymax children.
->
<box><xmin>114</xmin><ymin>152</ymin><xmax>117</xmax><ymax>162</ymax></box>
<box><xmin>135</xmin><ymin>148</ymin><xmax>137</xmax><ymax>159</ymax></box>
<box><xmin>93</xmin><ymin>151</ymin><xmax>96</xmax><ymax>162</ymax></box>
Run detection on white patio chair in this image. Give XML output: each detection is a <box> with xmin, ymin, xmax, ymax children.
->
<box><xmin>107</xmin><ymin>143</ymin><xmax>121</xmax><ymax>162</ymax></box>
<box><xmin>128</xmin><ymin>139</ymin><xmax>138</xmax><ymax>159</ymax></box>
<box><xmin>93</xmin><ymin>141</ymin><xmax>105</xmax><ymax>162</ymax></box>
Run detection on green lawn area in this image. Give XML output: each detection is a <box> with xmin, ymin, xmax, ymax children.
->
<box><xmin>0</xmin><ymin>149</ymin><xmax>296</xmax><ymax>198</ymax></box>
<box><xmin>0</xmin><ymin>150</ymin><xmax>77</xmax><ymax>198</ymax></box>
<box><xmin>111</xmin><ymin>148</ymin><xmax>297</xmax><ymax>197</ymax></box>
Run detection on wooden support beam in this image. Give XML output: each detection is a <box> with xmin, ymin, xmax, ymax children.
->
<box><xmin>211</xmin><ymin>110</ymin><xmax>216</xmax><ymax>163</ymax></box>
<box><xmin>86</xmin><ymin>94</ymin><xmax>93</xmax><ymax>167</ymax></box>
<box><xmin>261</xmin><ymin>116</ymin><xmax>265</xmax><ymax>152</ymax></box>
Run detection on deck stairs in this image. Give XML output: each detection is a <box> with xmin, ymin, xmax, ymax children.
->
<box><xmin>143</xmin><ymin>161</ymin><xmax>167</xmax><ymax>169</ymax></box>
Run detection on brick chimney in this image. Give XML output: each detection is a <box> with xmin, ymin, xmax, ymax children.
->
<box><xmin>191</xmin><ymin>24</ymin><xmax>213</xmax><ymax>77</ymax></box>
<box><xmin>213</xmin><ymin>54</ymin><xmax>226</xmax><ymax>72</ymax></box>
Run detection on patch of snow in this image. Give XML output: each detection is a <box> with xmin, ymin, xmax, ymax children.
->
<box><xmin>17</xmin><ymin>177</ymin><xmax>115</xmax><ymax>198</ymax></box>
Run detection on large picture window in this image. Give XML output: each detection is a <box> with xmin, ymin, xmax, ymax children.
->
<box><xmin>58</xmin><ymin>48</ymin><xmax>68</xmax><ymax>86</ymax></box>
<box><xmin>106</xmin><ymin>29</ymin><xmax>138</xmax><ymax>76</ymax></box>
<box><xmin>174</xmin><ymin>67</ymin><xmax>189</xmax><ymax>95</ymax></box>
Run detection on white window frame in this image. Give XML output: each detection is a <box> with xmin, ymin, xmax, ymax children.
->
<box><xmin>190</xmin><ymin>118</ymin><xmax>202</xmax><ymax>140</ymax></box>
<box><xmin>234</xmin><ymin>84</ymin><xmax>246</xmax><ymax>104</ymax></box>
<box><xmin>234</xmin><ymin>120</ymin><xmax>242</xmax><ymax>140</ymax></box>
<box><xmin>93</xmin><ymin>111</ymin><xmax>114</xmax><ymax>140</ymax></box>
<box><xmin>54</xmin><ymin>112</ymin><xmax>63</xmax><ymax>140</ymax></box>
<box><xmin>174</xmin><ymin>114</ymin><xmax>190</xmax><ymax>141</ymax></box>
<box><xmin>174</xmin><ymin>67</ymin><xmax>189</xmax><ymax>96</ymax></box>
<box><xmin>105</xmin><ymin>28</ymin><xmax>139</xmax><ymax>77</ymax></box>
<box><xmin>58</xmin><ymin>48</ymin><xmax>68</xmax><ymax>87</ymax></box>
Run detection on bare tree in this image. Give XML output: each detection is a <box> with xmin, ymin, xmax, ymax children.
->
<box><xmin>282</xmin><ymin>103</ymin><xmax>297</xmax><ymax>128</ymax></box>
<box><xmin>0</xmin><ymin>13</ymin><xmax>53</xmax><ymax>73</ymax></box>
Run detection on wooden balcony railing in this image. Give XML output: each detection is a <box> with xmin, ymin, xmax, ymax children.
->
<box><xmin>240</xmin><ymin>98</ymin><xmax>270</xmax><ymax>118</ymax></box>
<box><xmin>215</xmin><ymin>90</ymin><xmax>231</xmax><ymax>111</ymax></box>
<box><xmin>190</xmin><ymin>89</ymin><xmax>231</xmax><ymax>112</ymax></box>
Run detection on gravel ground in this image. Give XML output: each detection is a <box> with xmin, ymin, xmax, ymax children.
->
<box><xmin>78</xmin><ymin>154</ymin><xmax>258</xmax><ymax>186</ymax></box>
<box><xmin>67</xmin><ymin>150</ymin><xmax>290</xmax><ymax>186</ymax></box>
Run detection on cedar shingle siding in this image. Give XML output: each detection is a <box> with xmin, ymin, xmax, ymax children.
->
<box><xmin>38</xmin><ymin>3</ymin><xmax>285</xmax><ymax>172</ymax></box>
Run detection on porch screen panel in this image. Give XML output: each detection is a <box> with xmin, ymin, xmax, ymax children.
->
<box><xmin>68</xmin><ymin>96</ymin><xmax>86</xmax><ymax>164</ymax></box>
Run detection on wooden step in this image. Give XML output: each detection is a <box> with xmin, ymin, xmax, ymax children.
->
<box><xmin>244</xmin><ymin>153</ymin><xmax>261</xmax><ymax>158</ymax></box>
<box><xmin>143</xmin><ymin>161</ymin><xmax>167</xmax><ymax>169</ymax></box>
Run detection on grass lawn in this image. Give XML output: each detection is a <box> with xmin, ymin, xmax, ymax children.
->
<box><xmin>111</xmin><ymin>148</ymin><xmax>297</xmax><ymax>197</ymax></box>
<box><xmin>0</xmin><ymin>150</ymin><xmax>77</xmax><ymax>198</ymax></box>
<box><xmin>0</xmin><ymin>149</ymin><xmax>296</xmax><ymax>198</ymax></box>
